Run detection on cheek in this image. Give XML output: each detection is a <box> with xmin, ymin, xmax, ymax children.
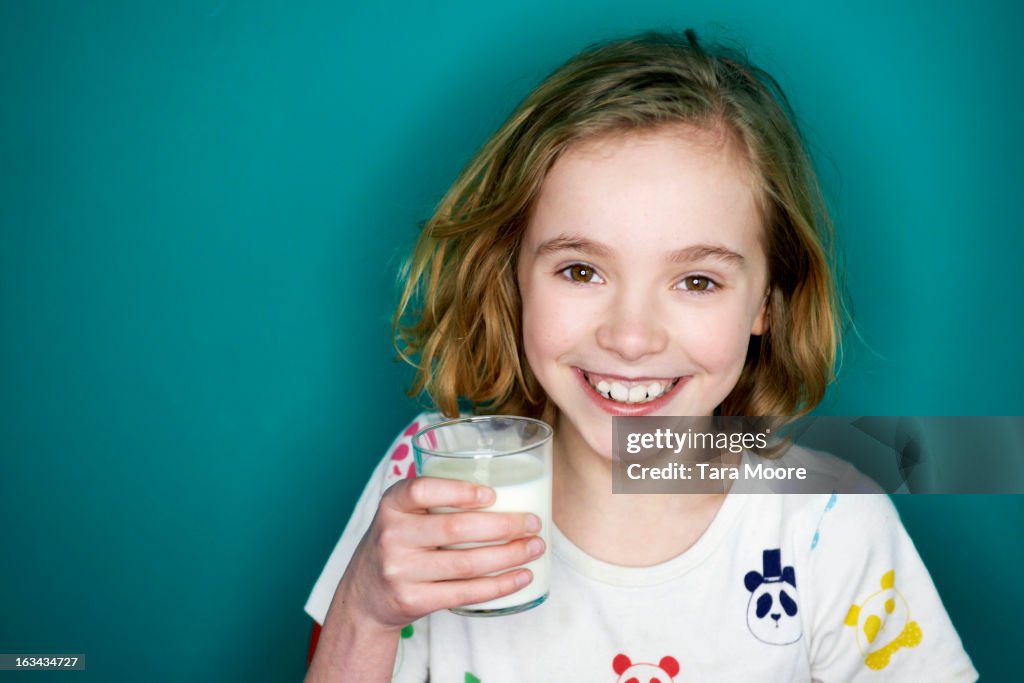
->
<box><xmin>521</xmin><ymin>286</ymin><xmax>591</xmax><ymax>366</ymax></box>
<box><xmin>675</xmin><ymin>307</ymin><xmax>756</xmax><ymax>372</ymax></box>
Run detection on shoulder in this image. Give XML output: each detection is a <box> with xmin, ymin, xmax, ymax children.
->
<box><xmin>791</xmin><ymin>494</ymin><xmax>978</xmax><ymax>679</ymax></box>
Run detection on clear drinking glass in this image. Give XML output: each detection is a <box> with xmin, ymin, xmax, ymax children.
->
<box><xmin>413</xmin><ymin>415</ymin><xmax>553</xmax><ymax>617</ymax></box>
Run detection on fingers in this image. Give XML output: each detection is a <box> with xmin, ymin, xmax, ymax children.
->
<box><xmin>438</xmin><ymin>569</ymin><xmax>536</xmax><ymax>609</ymax></box>
<box><xmin>401</xmin><ymin>510</ymin><xmax>542</xmax><ymax>548</ymax></box>
<box><xmin>393</xmin><ymin>569</ymin><xmax>536</xmax><ymax>616</ymax></box>
<box><xmin>414</xmin><ymin>536</ymin><xmax>546</xmax><ymax>582</ymax></box>
<box><xmin>384</xmin><ymin>476</ymin><xmax>494</xmax><ymax>514</ymax></box>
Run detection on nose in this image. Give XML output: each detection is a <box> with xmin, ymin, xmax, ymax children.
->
<box><xmin>596</xmin><ymin>290</ymin><xmax>669</xmax><ymax>361</ymax></box>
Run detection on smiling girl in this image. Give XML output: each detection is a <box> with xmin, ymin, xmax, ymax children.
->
<box><xmin>304</xmin><ymin>30</ymin><xmax>976</xmax><ymax>681</ymax></box>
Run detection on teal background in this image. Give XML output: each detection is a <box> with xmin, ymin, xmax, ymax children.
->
<box><xmin>1</xmin><ymin>0</ymin><xmax>1020</xmax><ymax>680</ymax></box>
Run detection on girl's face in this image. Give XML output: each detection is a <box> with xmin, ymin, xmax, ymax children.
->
<box><xmin>517</xmin><ymin>124</ymin><xmax>769</xmax><ymax>460</ymax></box>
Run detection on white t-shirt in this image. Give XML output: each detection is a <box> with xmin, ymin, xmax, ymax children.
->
<box><xmin>305</xmin><ymin>412</ymin><xmax>978</xmax><ymax>682</ymax></box>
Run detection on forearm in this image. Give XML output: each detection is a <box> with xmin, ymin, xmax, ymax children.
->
<box><xmin>304</xmin><ymin>592</ymin><xmax>400</xmax><ymax>682</ymax></box>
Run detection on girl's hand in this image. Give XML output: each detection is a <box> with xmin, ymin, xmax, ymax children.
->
<box><xmin>332</xmin><ymin>476</ymin><xmax>545</xmax><ymax>631</ymax></box>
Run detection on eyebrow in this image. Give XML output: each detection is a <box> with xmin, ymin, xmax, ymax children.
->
<box><xmin>534</xmin><ymin>235</ymin><xmax>747</xmax><ymax>267</ymax></box>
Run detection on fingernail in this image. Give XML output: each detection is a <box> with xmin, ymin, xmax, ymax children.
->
<box><xmin>476</xmin><ymin>487</ymin><xmax>494</xmax><ymax>504</ymax></box>
<box><xmin>527</xmin><ymin>538</ymin><xmax>544</xmax><ymax>557</ymax></box>
<box><xmin>515</xmin><ymin>570</ymin><xmax>532</xmax><ymax>587</ymax></box>
<box><xmin>525</xmin><ymin>514</ymin><xmax>541</xmax><ymax>532</ymax></box>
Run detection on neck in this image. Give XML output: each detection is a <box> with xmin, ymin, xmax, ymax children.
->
<box><xmin>551</xmin><ymin>412</ymin><xmax>726</xmax><ymax>567</ymax></box>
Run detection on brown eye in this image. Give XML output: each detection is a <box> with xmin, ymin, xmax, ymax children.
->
<box><xmin>567</xmin><ymin>264</ymin><xmax>595</xmax><ymax>282</ymax></box>
<box><xmin>683</xmin><ymin>276</ymin><xmax>713</xmax><ymax>292</ymax></box>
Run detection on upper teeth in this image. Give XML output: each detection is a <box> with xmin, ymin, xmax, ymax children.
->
<box><xmin>586</xmin><ymin>374</ymin><xmax>677</xmax><ymax>404</ymax></box>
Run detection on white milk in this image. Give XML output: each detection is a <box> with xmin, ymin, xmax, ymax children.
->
<box><xmin>422</xmin><ymin>451</ymin><xmax>551</xmax><ymax>612</ymax></box>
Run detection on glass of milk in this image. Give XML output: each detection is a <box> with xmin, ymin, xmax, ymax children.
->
<box><xmin>413</xmin><ymin>415</ymin><xmax>553</xmax><ymax>617</ymax></box>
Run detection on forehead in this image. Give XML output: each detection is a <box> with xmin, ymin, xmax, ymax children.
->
<box><xmin>526</xmin><ymin>124</ymin><xmax>764</xmax><ymax>253</ymax></box>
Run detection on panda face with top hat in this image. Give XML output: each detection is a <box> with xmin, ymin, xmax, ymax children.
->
<box><xmin>744</xmin><ymin>548</ymin><xmax>802</xmax><ymax>645</ymax></box>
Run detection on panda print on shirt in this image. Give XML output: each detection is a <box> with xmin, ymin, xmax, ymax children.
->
<box><xmin>743</xmin><ymin>548</ymin><xmax>802</xmax><ymax>645</ymax></box>
<box><xmin>843</xmin><ymin>569</ymin><xmax>923</xmax><ymax>670</ymax></box>
<box><xmin>612</xmin><ymin>654</ymin><xmax>680</xmax><ymax>683</ymax></box>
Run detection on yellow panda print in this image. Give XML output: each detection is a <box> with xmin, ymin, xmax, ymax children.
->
<box><xmin>843</xmin><ymin>569</ymin><xmax>923</xmax><ymax>670</ymax></box>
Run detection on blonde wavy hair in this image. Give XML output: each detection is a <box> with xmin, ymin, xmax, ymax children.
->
<box><xmin>393</xmin><ymin>29</ymin><xmax>842</xmax><ymax>423</ymax></box>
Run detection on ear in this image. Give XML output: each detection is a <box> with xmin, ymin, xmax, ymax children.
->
<box><xmin>751</xmin><ymin>288</ymin><xmax>769</xmax><ymax>336</ymax></box>
<box><xmin>782</xmin><ymin>565</ymin><xmax>796</xmax><ymax>588</ymax></box>
<box><xmin>744</xmin><ymin>570</ymin><xmax>764</xmax><ymax>593</ymax></box>
<box><xmin>659</xmin><ymin>656</ymin><xmax>680</xmax><ymax>677</ymax></box>
<box><xmin>613</xmin><ymin>654</ymin><xmax>632</xmax><ymax>675</ymax></box>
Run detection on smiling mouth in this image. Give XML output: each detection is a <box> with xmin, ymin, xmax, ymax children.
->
<box><xmin>581</xmin><ymin>370</ymin><xmax>682</xmax><ymax>405</ymax></box>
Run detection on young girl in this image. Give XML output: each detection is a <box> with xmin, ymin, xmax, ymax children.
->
<box><xmin>304</xmin><ymin>30</ymin><xmax>977</xmax><ymax>681</ymax></box>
